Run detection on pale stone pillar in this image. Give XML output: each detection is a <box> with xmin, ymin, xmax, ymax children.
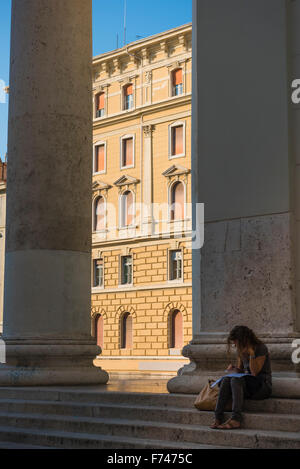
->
<box><xmin>168</xmin><ymin>0</ymin><xmax>300</xmax><ymax>396</ymax></box>
<box><xmin>142</xmin><ymin>125</ymin><xmax>154</xmax><ymax>234</ymax></box>
<box><xmin>0</xmin><ymin>0</ymin><xmax>109</xmax><ymax>385</ymax></box>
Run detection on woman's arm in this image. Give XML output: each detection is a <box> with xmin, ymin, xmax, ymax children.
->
<box><xmin>248</xmin><ymin>348</ymin><xmax>266</xmax><ymax>376</ymax></box>
<box><xmin>227</xmin><ymin>358</ymin><xmax>244</xmax><ymax>372</ymax></box>
<box><xmin>236</xmin><ymin>357</ymin><xmax>244</xmax><ymax>372</ymax></box>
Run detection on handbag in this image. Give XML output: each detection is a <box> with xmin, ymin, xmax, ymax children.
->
<box><xmin>194</xmin><ymin>379</ymin><xmax>219</xmax><ymax>411</ymax></box>
<box><xmin>194</xmin><ymin>378</ymin><xmax>232</xmax><ymax>411</ymax></box>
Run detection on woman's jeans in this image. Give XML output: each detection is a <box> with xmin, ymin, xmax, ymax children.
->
<box><xmin>215</xmin><ymin>376</ymin><xmax>271</xmax><ymax>423</ymax></box>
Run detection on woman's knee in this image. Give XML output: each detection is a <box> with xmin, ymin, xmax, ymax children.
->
<box><xmin>221</xmin><ymin>376</ymin><xmax>231</xmax><ymax>386</ymax></box>
<box><xmin>231</xmin><ymin>377</ymin><xmax>243</xmax><ymax>387</ymax></box>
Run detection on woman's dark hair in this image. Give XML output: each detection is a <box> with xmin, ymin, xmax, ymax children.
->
<box><xmin>227</xmin><ymin>325</ymin><xmax>261</xmax><ymax>358</ymax></box>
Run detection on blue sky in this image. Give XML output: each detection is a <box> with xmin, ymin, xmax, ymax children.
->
<box><xmin>0</xmin><ymin>0</ymin><xmax>192</xmax><ymax>158</ymax></box>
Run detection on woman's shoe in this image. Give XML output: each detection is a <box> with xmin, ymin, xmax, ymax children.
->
<box><xmin>210</xmin><ymin>419</ymin><xmax>223</xmax><ymax>429</ymax></box>
<box><xmin>217</xmin><ymin>419</ymin><xmax>241</xmax><ymax>430</ymax></box>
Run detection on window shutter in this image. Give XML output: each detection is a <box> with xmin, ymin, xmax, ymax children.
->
<box><xmin>126</xmin><ymin>191</ymin><xmax>134</xmax><ymax>226</ymax></box>
<box><xmin>173</xmin><ymin>69</ymin><xmax>183</xmax><ymax>86</ymax></box>
<box><xmin>126</xmin><ymin>314</ymin><xmax>133</xmax><ymax>349</ymax></box>
<box><xmin>95</xmin><ymin>314</ymin><xmax>104</xmax><ymax>349</ymax></box>
<box><xmin>95</xmin><ymin>145</ymin><xmax>105</xmax><ymax>172</ymax></box>
<box><xmin>122</xmin><ymin>312</ymin><xmax>133</xmax><ymax>349</ymax></box>
<box><xmin>171</xmin><ymin>182</ymin><xmax>184</xmax><ymax>221</ymax></box>
<box><xmin>174</xmin><ymin>126</ymin><xmax>183</xmax><ymax>155</ymax></box>
<box><xmin>96</xmin><ymin>93</ymin><xmax>105</xmax><ymax>110</ymax></box>
<box><xmin>95</xmin><ymin>197</ymin><xmax>105</xmax><ymax>231</ymax></box>
<box><xmin>123</xmin><ymin>138</ymin><xmax>133</xmax><ymax>167</ymax></box>
<box><xmin>171</xmin><ymin>310</ymin><xmax>183</xmax><ymax>348</ymax></box>
<box><xmin>125</xmin><ymin>84</ymin><xmax>133</xmax><ymax>96</ymax></box>
<box><xmin>174</xmin><ymin>182</ymin><xmax>184</xmax><ymax>220</ymax></box>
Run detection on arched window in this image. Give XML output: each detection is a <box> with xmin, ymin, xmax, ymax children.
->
<box><xmin>124</xmin><ymin>84</ymin><xmax>133</xmax><ymax>110</ymax></box>
<box><xmin>170</xmin><ymin>181</ymin><xmax>184</xmax><ymax>221</ymax></box>
<box><xmin>120</xmin><ymin>190</ymin><xmax>134</xmax><ymax>227</ymax></box>
<box><xmin>95</xmin><ymin>92</ymin><xmax>105</xmax><ymax>118</ymax></box>
<box><xmin>172</xmin><ymin>69</ymin><xmax>183</xmax><ymax>96</ymax></box>
<box><xmin>121</xmin><ymin>312</ymin><xmax>133</xmax><ymax>349</ymax></box>
<box><xmin>170</xmin><ymin>309</ymin><xmax>183</xmax><ymax>349</ymax></box>
<box><xmin>94</xmin><ymin>196</ymin><xmax>105</xmax><ymax>231</ymax></box>
<box><xmin>95</xmin><ymin>314</ymin><xmax>104</xmax><ymax>349</ymax></box>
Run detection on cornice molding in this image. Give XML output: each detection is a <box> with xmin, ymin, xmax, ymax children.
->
<box><xmin>92</xmin><ymin>180</ymin><xmax>112</xmax><ymax>191</ymax></box>
<box><xmin>114</xmin><ymin>175</ymin><xmax>140</xmax><ymax>187</ymax></box>
<box><xmin>93</xmin><ymin>23</ymin><xmax>192</xmax><ymax>65</ymax></box>
<box><xmin>162</xmin><ymin>165</ymin><xmax>190</xmax><ymax>178</ymax></box>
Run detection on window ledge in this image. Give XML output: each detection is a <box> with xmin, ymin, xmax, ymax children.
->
<box><xmin>120</xmin><ymin>164</ymin><xmax>135</xmax><ymax>170</ymax></box>
<box><xmin>93</xmin><ymin>171</ymin><xmax>106</xmax><ymax>176</ymax></box>
<box><xmin>169</xmin><ymin>349</ymin><xmax>182</xmax><ymax>356</ymax></box>
<box><xmin>118</xmin><ymin>225</ymin><xmax>138</xmax><ymax>231</ymax></box>
<box><xmin>169</xmin><ymin>153</ymin><xmax>186</xmax><ymax>160</ymax></box>
<box><xmin>118</xmin><ymin>284</ymin><xmax>134</xmax><ymax>289</ymax></box>
<box><xmin>92</xmin><ymin>286</ymin><xmax>105</xmax><ymax>293</ymax></box>
<box><xmin>168</xmin><ymin>219</ymin><xmax>189</xmax><ymax>223</ymax></box>
<box><xmin>167</xmin><ymin>280</ymin><xmax>184</xmax><ymax>285</ymax></box>
<box><xmin>93</xmin><ymin>229</ymin><xmax>109</xmax><ymax>234</ymax></box>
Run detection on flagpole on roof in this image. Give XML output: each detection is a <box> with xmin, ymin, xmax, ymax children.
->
<box><xmin>123</xmin><ymin>0</ymin><xmax>127</xmax><ymax>46</ymax></box>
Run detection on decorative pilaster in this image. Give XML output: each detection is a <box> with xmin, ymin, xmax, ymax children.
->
<box><xmin>142</xmin><ymin>125</ymin><xmax>154</xmax><ymax>235</ymax></box>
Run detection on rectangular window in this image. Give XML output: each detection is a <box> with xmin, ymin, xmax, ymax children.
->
<box><xmin>121</xmin><ymin>256</ymin><xmax>133</xmax><ymax>285</ymax></box>
<box><xmin>173</xmin><ymin>69</ymin><xmax>183</xmax><ymax>96</ymax></box>
<box><xmin>169</xmin><ymin>250</ymin><xmax>183</xmax><ymax>281</ymax></box>
<box><xmin>96</xmin><ymin>93</ymin><xmax>105</xmax><ymax>118</ymax></box>
<box><xmin>124</xmin><ymin>85</ymin><xmax>133</xmax><ymax>110</ymax></box>
<box><xmin>94</xmin><ymin>144</ymin><xmax>105</xmax><ymax>173</ymax></box>
<box><xmin>174</xmin><ymin>83</ymin><xmax>183</xmax><ymax>96</ymax></box>
<box><xmin>171</xmin><ymin>125</ymin><xmax>184</xmax><ymax>156</ymax></box>
<box><xmin>93</xmin><ymin>259</ymin><xmax>104</xmax><ymax>288</ymax></box>
<box><xmin>125</xmin><ymin>94</ymin><xmax>133</xmax><ymax>110</ymax></box>
<box><xmin>122</xmin><ymin>138</ymin><xmax>133</xmax><ymax>168</ymax></box>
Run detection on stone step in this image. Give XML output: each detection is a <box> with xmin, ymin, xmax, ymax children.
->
<box><xmin>0</xmin><ymin>441</ymin><xmax>52</xmax><ymax>449</ymax></box>
<box><xmin>0</xmin><ymin>411</ymin><xmax>299</xmax><ymax>449</ymax></box>
<box><xmin>0</xmin><ymin>388</ymin><xmax>300</xmax><ymax>415</ymax></box>
<box><xmin>0</xmin><ymin>425</ymin><xmax>237</xmax><ymax>450</ymax></box>
<box><xmin>0</xmin><ymin>399</ymin><xmax>299</xmax><ymax>432</ymax></box>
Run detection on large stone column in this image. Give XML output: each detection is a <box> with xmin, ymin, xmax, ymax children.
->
<box><xmin>168</xmin><ymin>0</ymin><xmax>300</xmax><ymax>396</ymax></box>
<box><xmin>0</xmin><ymin>0</ymin><xmax>109</xmax><ymax>385</ymax></box>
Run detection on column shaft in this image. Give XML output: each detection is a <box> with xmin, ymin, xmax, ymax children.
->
<box><xmin>0</xmin><ymin>0</ymin><xmax>108</xmax><ymax>385</ymax></box>
<box><xmin>168</xmin><ymin>0</ymin><xmax>300</xmax><ymax>395</ymax></box>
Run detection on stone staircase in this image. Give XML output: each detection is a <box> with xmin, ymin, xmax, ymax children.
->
<box><xmin>0</xmin><ymin>387</ymin><xmax>298</xmax><ymax>448</ymax></box>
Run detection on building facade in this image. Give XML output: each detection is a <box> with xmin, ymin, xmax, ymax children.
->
<box><xmin>91</xmin><ymin>24</ymin><xmax>193</xmax><ymax>376</ymax></box>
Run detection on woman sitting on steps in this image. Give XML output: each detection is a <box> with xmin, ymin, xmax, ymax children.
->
<box><xmin>210</xmin><ymin>325</ymin><xmax>272</xmax><ymax>430</ymax></box>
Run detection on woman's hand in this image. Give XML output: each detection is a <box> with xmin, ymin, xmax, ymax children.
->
<box><xmin>226</xmin><ymin>364</ymin><xmax>239</xmax><ymax>372</ymax></box>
